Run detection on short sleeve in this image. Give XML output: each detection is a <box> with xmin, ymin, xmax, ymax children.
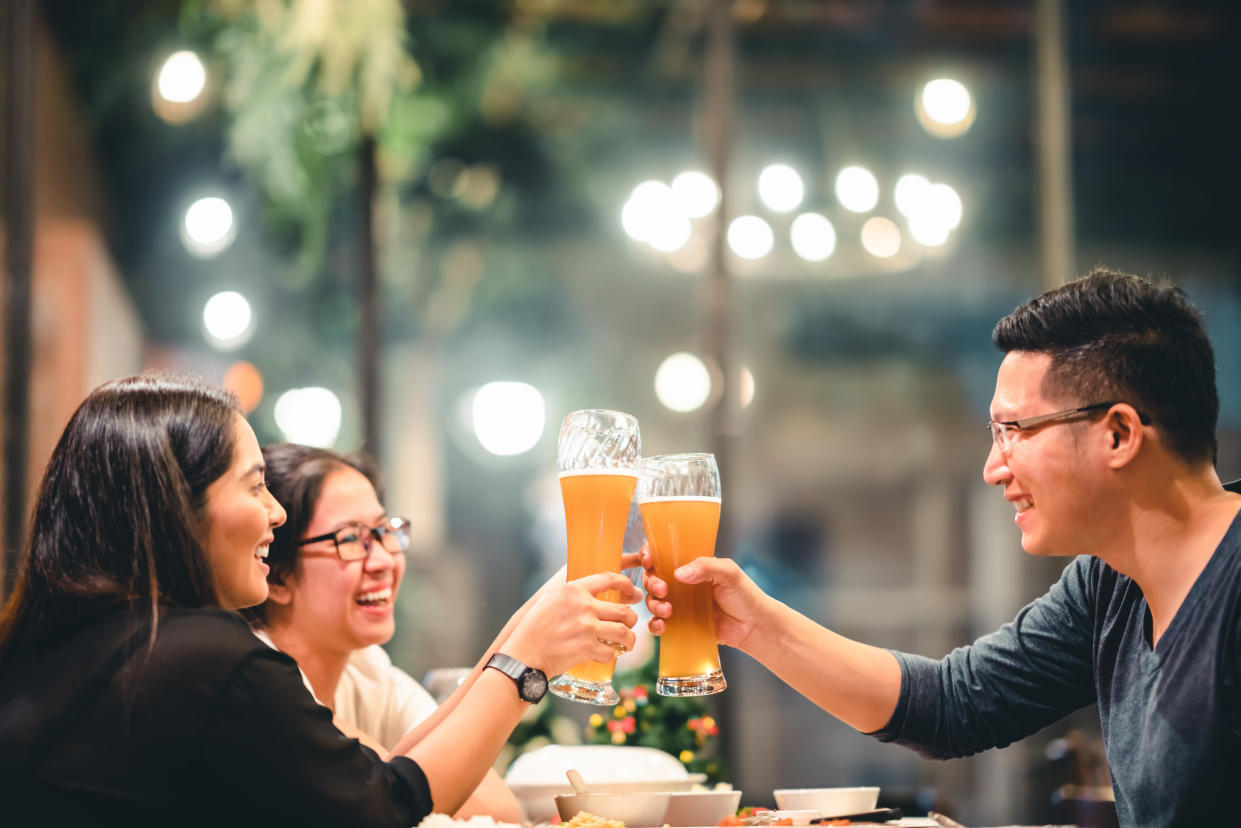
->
<box><xmin>339</xmin><ymin>645</ymin><xmax>439</xmax><ymax>749</ymax></box>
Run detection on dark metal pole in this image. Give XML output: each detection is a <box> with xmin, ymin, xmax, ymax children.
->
<box><xmin>358</xmin><ymin>135</ymin><xmax>380</xmax><ymax>458</ymax></box>
<box><xmin>4</xmin><ymin>0</ymin><xmax>36</xmax><ymax>594</ymax></box>
<box><xmin>701</xmin><ymin>0</ymin><xmax>737</xmax><ymax>773</ymax></box>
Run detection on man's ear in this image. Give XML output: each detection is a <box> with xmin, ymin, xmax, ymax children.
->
<box><xmin>266</xmin><ymin>577</ymin><xmax>293</xmax><ymax>606</ymax></box>
<box><xmin>1103</xmin><ymin>404</ymin><xmax>1145</xmax><ymax>469</ymax></box>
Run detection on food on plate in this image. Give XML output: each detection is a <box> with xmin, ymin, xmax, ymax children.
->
<box><xmin>717</xmin><ymin>808</ymin><xmax>792</xmax><ymax>827</ymax></box>
<box><xmin>562</xmin><ymin>811</ymin><xmax>628</xmax><ymax>828</ymax></box>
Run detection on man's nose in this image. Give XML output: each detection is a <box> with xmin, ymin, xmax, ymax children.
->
<box><xmin>982</xmin><ymin>441</ymin><xmax>1012</xmax><ymax>486</ymax></box>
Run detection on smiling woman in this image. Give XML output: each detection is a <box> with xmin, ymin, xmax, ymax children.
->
<box><xmin>0</xmin><ymin>373</ymin><xmax>641</xmax><ymax>827</ymax></box>
<box><xmin>249</xmin><ymin>443</ymin><xmax>524</xmax><ymax>822</ymax></box>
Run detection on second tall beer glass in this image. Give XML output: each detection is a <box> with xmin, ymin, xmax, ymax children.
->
<box><xmin>639</xmin><ymin>453</ymin><xmax>726</xmax><ymax>697</ymax></box>
<box><xmin>548</xmin><ymin>409</ymin><xmax>641</xmax><ymax>705</ymax></box>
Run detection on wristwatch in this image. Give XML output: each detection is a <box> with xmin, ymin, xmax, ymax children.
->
<box><xmin>485</xmin><ymin>653</ymin><xmax>548</xmax><ymax>704</ymax></box>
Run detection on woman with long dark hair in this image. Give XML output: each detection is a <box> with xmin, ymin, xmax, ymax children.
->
<box><xmin>0</xmin><ymin>374</ymin><xmax>638</xmax><ymax>827</ymax></box>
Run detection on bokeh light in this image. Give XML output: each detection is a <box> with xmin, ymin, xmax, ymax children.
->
<box><xmin>835</xmin><ymin>166</ymin><xmax>880</xmax><ymax>213</ymax></box>
<box><xmin>907</xmin><ymin>214</ymin><xmax>952</xmax><ymax>247</ymax></box>
<box><xmin>655</xmin><ymin>352</ymin><xmax>712</xmax><ymax>413</ymax></box>
<box><xmin>671</xmin><ymin>171</ymin><xmax>720</xmax><ymax>218</ymax></box>
<box><xmin>202</xmin><ymin>290</ymin><xmax>252</xmax><ymax>349</ymax></box>
<box><xmin>789</xmin><ymin>212</ymin><xmax>836</xmax><ymax>262</ymax></box>
<box><xmin>861</xmin><ymin>217</ymin><xmax>902</xmax><ymax>259</ymax></box>
<box><xmin>156</xmin><ymin>51</ymin><xmax>206</xmax><ymax>104</ymax></box>
<box><xmin>727</xmin><ymin>215</ymin><xmax>774</xmax><ymax>260</ymax></box>
<box><xmin>622</xmin><ymin>180</ymin><xmax>691</xmax><ymax>252</ymax></box>
<box><xmin>894</xmin><ymin>174</ymin><xmax>932</xmax><ymax>218</ymax></box>
<box><xmin>928</xmin><ymin>183</ymin><xmax>963</xmax><ymax>229</ymax></box>
<box><xmin>182</xmin><ymin>196</ymin><xmax>236</xmax><ymax>258</ymax></box>
<box><xmin>471</xmin><ymin>382</ymin><xmax>546</xmax><ymax>456</ymax></box>
<box><xmin>740</xmin><ymin>366</ymin><xmax>756</xmax><ymax>408</ymax></box>
<box><xmin>757</xmin><ymin>164</ymin><xmax>805</xmax><ymax>213</ymax></box>
<box><xmin>274</xmin><ymin>387</ymin><xmax>343</xmax><ymax>448</ymax></box>
<box><xmin>223</xmin><ymin>361</ymin><xmax>264</xmax><ymax>413</ymax></box>
<box><xmin>917</xmin><ymin>78</ymin><xmax>976</xmax><ymax>138</ymax></box>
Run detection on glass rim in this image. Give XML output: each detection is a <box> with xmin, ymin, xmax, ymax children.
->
<box><xmin>641</xmin><ymin>452</ymin><xmax>716</xmax><ymax>464</ymax></box>
<box><xmin>562</xmin><ymin>408</ymin><xmax>639</xmax><ymax>430</ymax></box>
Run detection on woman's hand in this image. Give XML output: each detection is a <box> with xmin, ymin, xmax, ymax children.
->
<box><xmin>640</xmin><ymin>546</ymin><xmax>768</xmax><ymax>651</ymax></box>
<box><xmin>503</xmin><ymin>571</ymin><xmax>640</xmax><ymax>677</ymax></box>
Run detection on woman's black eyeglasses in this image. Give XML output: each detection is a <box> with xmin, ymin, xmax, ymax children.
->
<box><xmin>296</xmin><ymin>517</ymin><xmax>412</xmax><ymax>562</ymax></box>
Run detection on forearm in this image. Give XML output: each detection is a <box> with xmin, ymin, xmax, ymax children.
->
<box><xmin>453</xmin><ymin>768</ymin><xmax>524</xmax><ymax>822</ymax></box>
<box><xmin>405</xmin><ymin>667</ymin><xmax>530</xmax><ymax>814</ymax></box>
<box><xmin>388</xmin><ymin>587</ymin><xmax>545</xmax><ymax>757</ymax></box>
<box><xmin>742</xmin><ymin>598</ymin><xmax>902</xmax><ymax>733</ymax></box>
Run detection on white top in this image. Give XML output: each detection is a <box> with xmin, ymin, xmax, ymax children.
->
<box><xmin>253</xmin><ymin>630</ymin><xmax>438</xmax><ymax>749</ymax></box>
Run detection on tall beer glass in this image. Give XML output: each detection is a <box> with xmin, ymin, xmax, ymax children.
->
<box><xmin>638</xmin><ymin>453</ymin><xmax>726</xmax><ymax>697</ymax></box>
<box><xmin>548</xmin><ymin>409</ymin><xmax>641</xmax><ymax>705</ymax></box>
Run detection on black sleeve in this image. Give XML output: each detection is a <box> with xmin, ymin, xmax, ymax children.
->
<box><xmin>867</xmin><ymin>556</ymin><xmax>1100</xmax><ymax>758</ymax></box>
<box><xmin>177</xmin><ymin>618</ymin><xmax>434</xmax><ymax>827</ymax></box>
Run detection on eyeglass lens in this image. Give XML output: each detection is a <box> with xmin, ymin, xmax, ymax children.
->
<box><xmin>337</xmin><ymin>519</ymin><xmax>410</xmax><ymax>561</ymax></box>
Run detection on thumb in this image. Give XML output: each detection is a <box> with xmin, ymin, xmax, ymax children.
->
<box><xmin>575</xmin><ymin>570</ymin><xmax>640</xmax><ymax>601</ymax></box>
<box><xmin>674</xmin><ymin>556</ymin><xmax>728</xmax><ymax>585</ymax></box>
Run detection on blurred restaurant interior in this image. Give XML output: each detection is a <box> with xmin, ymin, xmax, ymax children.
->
<box><xmin>2</xmin><ymin>1</ymin><xmax>1239</xmax><ymax>825</ymax></box>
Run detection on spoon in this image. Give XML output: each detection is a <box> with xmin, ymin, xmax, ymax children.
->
<box><xmin>566</xmin><ymin>769</ymin><xmax>590</xmax><ymax>796</ymax></box>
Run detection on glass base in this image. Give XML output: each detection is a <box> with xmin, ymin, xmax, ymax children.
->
<box><xmin>549</xmin><ymin>673</ymin><xmax>620</xmax><ymax>705</ymax></box>
<box><xmin>657</xmin><ymin>669</ymin><xmax>727</xmax><ymax>697</ymax></box>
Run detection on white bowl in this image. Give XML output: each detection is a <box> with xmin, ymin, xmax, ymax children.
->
<box><xmin>772</xmin><ymin>788</ymin><xmax>880</xmax><ymax>817</ymax></box>
<box><xmin>507</xmin><ymin>745</ymin><xmax>689</xmax><ymax>786</ymax></box>
<box><xmin>555</xmin><ymin>791</ymin><xmax>672</xmax><ymax>827</ymax></box>
<box><xmin>507</xmin><ymin>745</ymin><xmax>692</xmax><ymax>822</ymax></box>
<box><xmin>663</xmin><ymin>790</ymin><xmax>743</xmax><ymax>826</ymax></box>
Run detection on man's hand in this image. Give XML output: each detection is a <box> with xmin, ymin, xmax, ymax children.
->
<box><xmin>640</xmin><ymin>546</ymin><xmax>767</xmax><ymax>651</ymax></box>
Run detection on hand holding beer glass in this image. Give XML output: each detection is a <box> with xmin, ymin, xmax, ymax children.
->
<box><xmin>548</xmin><ymin>409</ymin><xmax>641</xmax><ymax>705</ymax></box>
<box><xmin>638</xmin><ymin>453</ymin><xmax>726</xmax><ymax>697</ymax></box>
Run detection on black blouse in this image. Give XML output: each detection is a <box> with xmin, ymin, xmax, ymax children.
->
<box><xmin>0</xmin><ymin>606</ymin><xmax>432</xmax><ymax>827</ymax></box>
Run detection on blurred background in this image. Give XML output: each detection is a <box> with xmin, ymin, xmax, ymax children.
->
<box><xmin>2</xmin><ymin>1</ymin><xmax>1238</xmax><ymax>824</ymax></box>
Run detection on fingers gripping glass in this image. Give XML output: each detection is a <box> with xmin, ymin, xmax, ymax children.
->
<box><xmin>987</xmin><ymin>402</ymin><xmax>1149</xmax><ymax>453</ymax></box>
<box><xmin>297</xmin><ymin>517</ymin><xmax>412</xmax><ymax>561</ymax></box>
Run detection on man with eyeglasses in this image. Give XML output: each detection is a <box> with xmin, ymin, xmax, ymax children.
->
<box><xmin>642</xmin><ymin>267</ymin><xmax>1241</xmax><ymax>827</ymax></box>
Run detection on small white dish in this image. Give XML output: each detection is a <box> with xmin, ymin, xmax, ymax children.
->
<box><xmin>772</xmin><ymin>788</ymin><xmax>880</xmax><ymax>818</ymax></box>
<box><xmin>663</xmin><ymin>790</ymin><xmax>743</xmax><ymax>826</ymax></box>
<box><xmin>767</xmin><ymin>809</ymin><xmax>819</xmax><ymax>825</ymax></box>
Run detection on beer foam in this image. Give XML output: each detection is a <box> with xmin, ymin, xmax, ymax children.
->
<box><xmin>558</xmin><ymin>468</ymin><xmax>639</xmax><ymax>478</ymax></box>
<box><xmin>638</xmin><ymin>495</ymin><xmax>721</xmax><ymax>504</ymax></box>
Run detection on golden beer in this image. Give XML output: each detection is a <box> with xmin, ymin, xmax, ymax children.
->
<box><xmin>640</xmin><ymin>496</ymin><xmax>723</xmax><ymax>685</ymax></box>
<box><xmin>561</xmin><ymin>470</ymin><xmax>638</xmax><ymax>684</ymax></box>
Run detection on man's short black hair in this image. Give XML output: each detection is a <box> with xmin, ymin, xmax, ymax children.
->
<box><xmin>993</xmin><ymin>267</ymin><xmax>1218</xmax><ymax>466</ymax></box>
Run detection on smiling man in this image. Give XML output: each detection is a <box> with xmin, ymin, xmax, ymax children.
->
<box><xmin>642</xmin><ymin>268</ymin><xmax>1241</xmax><ymax>828</ymax></box>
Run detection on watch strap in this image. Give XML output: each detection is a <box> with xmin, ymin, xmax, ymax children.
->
<box><xmin>485</xmin><ymin>652</ymin><xmax>526</xmax><ymax>684</ymax></box>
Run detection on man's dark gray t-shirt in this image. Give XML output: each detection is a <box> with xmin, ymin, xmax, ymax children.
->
<box><xmin>872</xmin><ymin>508</ymin><xmax>1241</xmax><ymax>827</ymax></box>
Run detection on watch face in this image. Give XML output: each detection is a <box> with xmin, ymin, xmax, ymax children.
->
<box><xmin>521</xmin><ymin>669</ymin><xmax>548</xmax><ymax>702</ymax></box>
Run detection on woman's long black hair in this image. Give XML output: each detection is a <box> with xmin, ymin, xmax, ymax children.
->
<box><xmin>0</xmin><ymin>373</ymin><xmax>240</xmax><ymax>664</ymax></box>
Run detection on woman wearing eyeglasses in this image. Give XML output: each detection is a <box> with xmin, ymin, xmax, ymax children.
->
<box><xmin>0</xmin><ymin>376</ymin><xmax>637</xmax><ymax>826</ymax></box>
<box><xmin>248</xmin><ymin>443</ymin><xmax>522</xmax><ymax>821</ymax></box>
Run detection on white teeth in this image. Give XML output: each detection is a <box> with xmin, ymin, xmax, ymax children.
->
<box><xmin>256</xmin><ymin>545</ymin><xmax>269</xmax><ymax>560</ymax></box>
<box><xmin>1014</xmin><ymin>498</ymin><xmax>1033</xmax><ymax>513</ymax></box>
<box><xmin>357</xmin><ymin>587</ymin><xmax>392</xmax><ymax>605</ymax></box>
